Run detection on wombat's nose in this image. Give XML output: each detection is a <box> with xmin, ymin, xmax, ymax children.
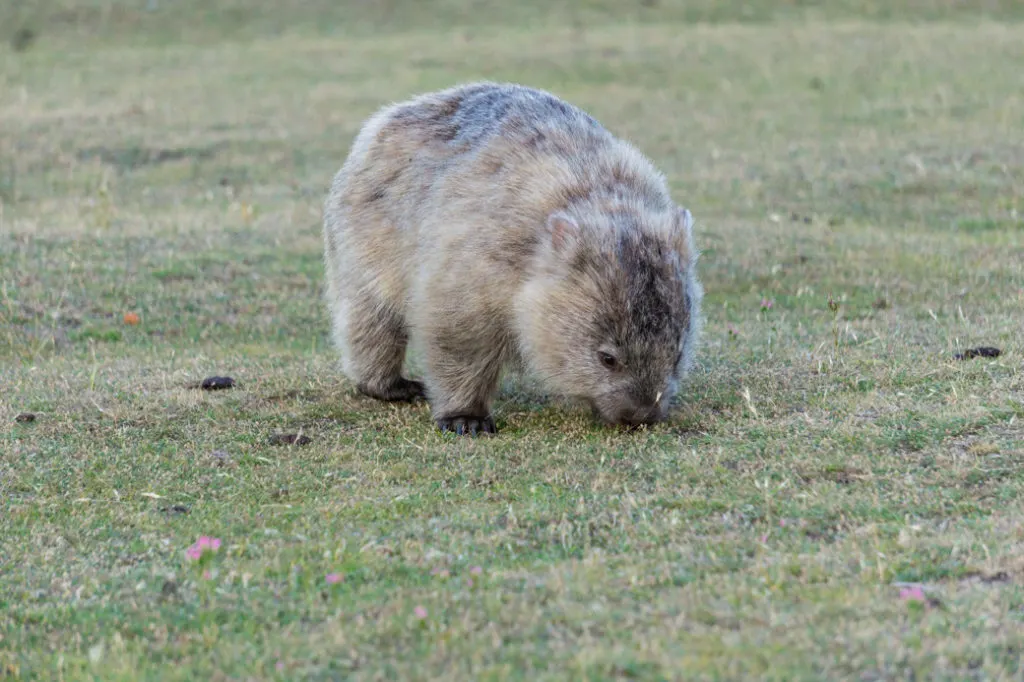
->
<box><xmin>620</xmin><ymin>404</ymin><xmax>663</xmax><ymax>426</ymax></box>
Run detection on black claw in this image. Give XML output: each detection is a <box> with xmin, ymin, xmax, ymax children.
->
<box><xmin>436</xmin><ymin>414</ymin><xmax>497</xmax><ymax>437</ymax></box>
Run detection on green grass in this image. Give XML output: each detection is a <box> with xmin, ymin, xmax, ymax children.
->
<box><xmin>2</xmin><ymin>1</ymin><xmax>1024</xmax><ymax>679</ymax></box>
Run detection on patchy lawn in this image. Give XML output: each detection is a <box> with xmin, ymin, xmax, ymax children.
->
<box><xmin>1</xmin><ymin>1</ymin><xmax>1022</xmax><ymax>679</ymax></box>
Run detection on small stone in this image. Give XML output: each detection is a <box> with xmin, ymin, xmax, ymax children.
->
<box><xmin>982</xmin><ymin>571</ymin><xmax>1010</xmax><ymax>584</ymax></box>
<box><xmin>209</xmin><ymin>450</ymin><xmax>232</xmax><ymax>466</ymax></box>
<box><xmin>268</xmin><ymin>433</ymin><xmax>312</xmax><ymax>446</ymax></box>
<box><xmin>15</xmin><ymin>412</ymin><xmax>36</xmax><ymax>423</ymax></box>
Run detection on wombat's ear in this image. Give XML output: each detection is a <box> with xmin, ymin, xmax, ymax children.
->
<box><xmin>546</xmin><ymin>212</ymin><xmax>582</xmax><ymax>255</ymax></box>
<box><xmin>672</xmin><ymin>206</ymin><xmax>697</xmax><ymax>261</ymax></box>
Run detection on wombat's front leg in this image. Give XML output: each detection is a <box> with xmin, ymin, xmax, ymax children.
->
<box><xmin>437</xmin><ymin>413</ymin><xmax>496</xmax><ymax>436</ymax></box>
<box><xmin>421</xmin><ymin>342</ymin><xmax>504</xmax><ymax>437</ymax></box>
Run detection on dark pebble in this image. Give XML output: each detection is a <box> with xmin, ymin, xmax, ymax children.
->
<box><xmin>200</xmin><ymin>376</ymin><xmax>235</xmax><ymax>390</ymax></box>
<box><xmin>954</xmin><ymin>346</ymin><xmax>1002</xmax><ymax>361</ymax></box>
<box><xmin>159</xmin><ymin>504</ymin><xmax>190</xmax><ymax>515</ymax></box>
<box><xmin>269</xmin><ymin>433</ymin><xmax>312</xmax><ymax>446</ymax></box>
<box><xmin>15</xmin><ymin>412</ymin><xmax>36</xmax><ymax>423</ymax></box>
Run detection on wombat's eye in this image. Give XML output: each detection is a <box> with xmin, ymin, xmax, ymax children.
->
<box><xmin>598</xmin><ymin>352</ymin><xmax>619</xmax><ymax>370</ymax></box>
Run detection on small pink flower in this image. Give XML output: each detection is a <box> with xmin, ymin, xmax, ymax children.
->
<box><xmin>727</xmin><ymin>325</ymin><xmax>739</xmax><ymax>336</ymax></box>
<box><xmin>276</xmin><ymin>661</ymin><xmax>284</xmax><ymax>671</ymax></box>
<box><xmin>760</xmin><ymin>298</ymin><xmax>774</xmax><ymax>311</ymax></box>
<box><xmin>779</xmin><ymin>519</ymin><xmax>787</xmax><ymax>527</ymax></box>
<box><xmin>198</xmin><ymin>536</ymin><xmax>221</xmax><ymax>550</ymax></box>
<box><xmin>760</xmin><ymin>533</ymin><xmax>768</xmax><ymax>543</ymax></box>
<box><xmin>899</xmin><ymin>586</ymin><xmax>927</xmax><ymax>603</ymax></box>
<box><xmin>186</xmin><ymin>536</ymin><xmax>222</xmax><ymax>561</ymax></box>
<box><xmin>469</xmin><ymin>565</ymin><xmax>483</xmax><ymax>576</ymax></box>
<box><xmin>202</xmin><ymin>570</ymin><xmax>212</xmax><ymax>580</ymax></box>
<box><xmin>325</xmin><ymin>573</ymin><xmax>343</xmax><ymax>585</ymax></box>
<box><xmin>467</xmin><ymin>578</ymin><xmax>474</xmax><ymax>587</ymax></box>
<box><xmin>430</xmin><ymin>567</ymin><xmax>450</xmax><ymax>578</ymax></box>
<box><xmin>414</xmin><ymin>605</ymin><xmax>428</xmax><ymax>619</ymax></box>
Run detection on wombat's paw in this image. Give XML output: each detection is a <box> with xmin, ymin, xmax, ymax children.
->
<box><xmin>436</xmin><ymin>414</ymin><xmax>497</xmax><ymax>436</ymax></box>
<box><xmin>357</xmin><ymin>378</ymin><xmax>426</xmax><ymax>402</ymax></box>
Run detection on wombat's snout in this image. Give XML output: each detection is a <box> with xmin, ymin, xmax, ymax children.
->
<box><xmin>616</xmin><ymin>403</ymin><xmax>665</xmax><ymax>426</ymax></box>
<box><xmin>591</xmin><ymin>397</ymin><xmax>667</xmax><ymax>427</ymax></box>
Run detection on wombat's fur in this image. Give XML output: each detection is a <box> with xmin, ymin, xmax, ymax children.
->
<box><xmin>323</xmin><ymin>82</ymin><xmax>702</xmax><ymax>435</ymax></box>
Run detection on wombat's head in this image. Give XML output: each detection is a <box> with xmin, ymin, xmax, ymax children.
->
<box><xmin>516</xmin><ymin>205</ymin><xmax>702</xmax><ymax>427</ymax></box>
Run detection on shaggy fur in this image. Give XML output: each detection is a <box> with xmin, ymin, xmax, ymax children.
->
<box><xmin>323</xmin><ymin>82</ymin><xmax>703</xmax><ymax>435</ymax></box>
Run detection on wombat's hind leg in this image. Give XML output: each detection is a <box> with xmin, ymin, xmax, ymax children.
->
<box><xmin>337</xmin><ymin>294</ymin><xmax>425</xmax><ymax>403</ymax></box>
<box><xmin>357</xmin><ymin>376</ymin><xmax>425</xmax><ymax>403</ymax></box>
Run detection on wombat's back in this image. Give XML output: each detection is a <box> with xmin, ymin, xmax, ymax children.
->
<box><xmin>329</xmin><ymin>81</ymin><xmax>671</xmax><ymax>237</ymax></box>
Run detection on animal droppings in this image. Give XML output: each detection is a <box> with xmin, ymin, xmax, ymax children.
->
<box><xmin>200</xmin><ymin>376</ymin><xmax>236</xmax><ymax>390</ymax></box>
<box><xmin>954</xmin><ymin>347</ymin><xmax>1001</xmax><ymax>361</ymax></box>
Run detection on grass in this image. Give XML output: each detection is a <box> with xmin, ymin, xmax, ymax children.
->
<box><xmin>2</xmin><ymin>1</ymin><xmax>1023</xmax><ymax>679</ymax></box>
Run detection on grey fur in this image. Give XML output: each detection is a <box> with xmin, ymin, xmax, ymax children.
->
<box><xmin>323</xmin><ymin>82</ymin><xmax>703</xmax><ymax>435</ymax></box>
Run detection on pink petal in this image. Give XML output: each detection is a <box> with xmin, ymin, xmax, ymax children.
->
<box><xmin>469</xmin><ymin>565</ymin><xmax>483</xmax><ymax>576</ymax></box>
<box><xmin>195</xmin><ymin>536</ymin><xmax>222</xmax><ymax>551</ymax></box>
<box><xmin>202</xmin><ymin>569</ymin><xmax>212</xmax><ymax>580</ymax></box>
<box><xmin>899</xmin><ymin>586</ymin><xmax>927</xmax><ymax>602</ymax></box>
<box><xmin>325</xmin><ymin>573</ymin><xmax>343</xmax><ymax>585</ymax></box>
<box><xmin>414</xmin><ymin>605</ymin><xmax>428</xmax><ymax>619</ymax></box>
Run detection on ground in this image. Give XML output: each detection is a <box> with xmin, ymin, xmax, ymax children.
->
<box><xmin>1</xmin><ymin>1</ymin><xmax>1023</xmax><ymax>680</ymax></box>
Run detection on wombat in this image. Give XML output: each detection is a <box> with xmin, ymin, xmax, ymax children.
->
<box><xmin>323</xmin><ymin>82</ymin><xmax>702</xmax><ymax>435</ymax></box>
